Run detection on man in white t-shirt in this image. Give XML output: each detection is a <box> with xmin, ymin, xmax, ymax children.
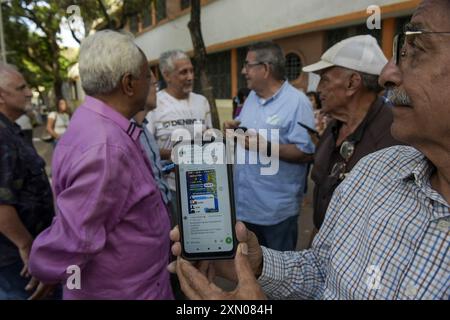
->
<box><xmin>146</xmin><ymin>50</ymin><xmax>212</xmax><ymax>199</ymax></box>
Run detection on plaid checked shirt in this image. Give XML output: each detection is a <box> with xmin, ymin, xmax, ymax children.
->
<box><xmin>259</xmin><ymin>146</ymin><xmax>449</xmax><ymax>300</ymax></box>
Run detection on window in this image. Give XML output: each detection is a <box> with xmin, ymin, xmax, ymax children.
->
<box><xmin>326</xmin><ymin>24</ymin><xmax>382</xmax><ymax>49</ymax></box>
<box><xmin>129</xmin><ymin>14</ymin><xmax>139</xmax><ymax>33</ymax></box>
<box><xmin>192</xmin><ymin>51</ymin><xmax>232</xmax><ymax>99</ymax></box>
<box><xmin>181</xmin><ymin>0</ymin><xmax>191</xmax><ymax>10</ymax></box>
<box><xmin>237</xmin><ymin>47</ymin><xmax>248</xmax><ymax>90</ymax></box>
<box><xmin>156</xmin><ymin>0</ymin><xmax>167</xmax><ymax>22</ymax></box>
<box><xmin>142</xmin><ymin>7</ymin><xmax>152</xmax><ymax>28</ymax></box>
<box><xmin>285</xmin><ymin>53</ymin><xmax>302</xmax><ymax>81</ymax></box>
<box><xmin>207</xmin><ymin>51</ymin><xmax>231</xmax><ymax>99</ymax></box>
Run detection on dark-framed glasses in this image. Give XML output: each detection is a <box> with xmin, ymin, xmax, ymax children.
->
<box><xmin>242</xmin><ymin>61</ymin><xmax>268</xmax><ymax>70</ymax></box>
<box><xmin>393</xmin><ymin>30</ymin><xmax>450</xmax><ymax>65</ymax></box>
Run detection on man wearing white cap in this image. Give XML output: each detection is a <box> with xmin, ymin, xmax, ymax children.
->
<box><xmin>303</xmin><ymin>35</ymin><xmax>401</xmax><ymax>231</ymax></box>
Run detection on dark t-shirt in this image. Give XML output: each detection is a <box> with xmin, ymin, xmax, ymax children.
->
<box><xmin>0</xmin><ymin>112</ymin><xmax>54</xmax><ymax>267</ymax></box>
<box><xmin>312</xmin><ymin>97</ymin><xmax>402</xmax><ymax>229</ymax></box>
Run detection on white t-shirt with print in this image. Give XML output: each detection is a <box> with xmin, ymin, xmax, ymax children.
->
<box><xmin>146</xmin><ymin>90</ymin><xmax>212</xmax><ymax>190</ymax></box>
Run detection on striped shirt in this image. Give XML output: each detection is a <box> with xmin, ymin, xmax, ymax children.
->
<box><xmin>259</xmin><ymin>146</ymin><xmax>449</xmax><ymax>300</ymax></box>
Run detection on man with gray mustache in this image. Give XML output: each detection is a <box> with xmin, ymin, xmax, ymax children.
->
<box><xmin>169</xmin><ymin>0</ymin><xmax>449</xmax><ymax>300</ymax></box>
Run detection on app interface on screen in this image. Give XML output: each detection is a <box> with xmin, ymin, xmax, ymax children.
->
<box><xmin>178</xmin><ymin>143</ymin><xmax>233</xmax><ymax>254</ymax></box>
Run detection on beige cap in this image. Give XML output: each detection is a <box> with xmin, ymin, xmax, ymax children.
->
<box><xmin>303</xmin><ymin>35</ymin><xmax>388</xmax><ymax>75</ymax></box>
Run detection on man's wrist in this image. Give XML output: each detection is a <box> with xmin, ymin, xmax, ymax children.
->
<box><xmin>17</xmin><ymin>236</ymin><xmax>33</xmax><ymax>250</ymax></box>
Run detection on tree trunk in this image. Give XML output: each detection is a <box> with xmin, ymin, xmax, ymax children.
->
<box><xmin>187</xmin><ymin>0</ymin><xmax>220</xmax><ymax>129</ymax></box>
<box><xmin>53</xmin><ymin>76</ymin><xmax>63</xmax><ymax>105</ymax></box>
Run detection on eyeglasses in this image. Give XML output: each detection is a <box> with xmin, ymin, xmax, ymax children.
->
<box><xmin>393</xmin><ymin>30</ymin><xmax>450</xmax><ymax>65</ymax></box>
<box><xmin>329</xmin><ymin>141</ymin><xmax>355</xmax><ymax>181</ymax></box>
<box><xmin>242</xmin><ymin>61</ymin><xmax>266</xmax><ymax>70</ymax></box>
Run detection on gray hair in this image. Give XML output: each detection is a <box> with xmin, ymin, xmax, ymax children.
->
<box><xmin>79</xmin><ymin>30</ymin><xmax>146</xmax><ymax>96</ymax></box>
<box><xmin>159</xmin><ymin>50</ymin><xmax>190</xmax><ymax>74</ymax></box>
<box><xmin>248</xmin><ymin>42</ymin><xmax>286</xmax><ymax>81</ymax></box>
<box><xmin>0</xmin><ymin>63</ymin><xmax>19</xmax><ymax>89</ymax></box>
<box><xmin>359</xmin><ymin>72</ymin><xmax>382</xmax><ymax>93</ymax></box>
<box><xmin>340</xmin><ymin>67</ymin><xmax>382</xmax><ymax>93</ymax></box>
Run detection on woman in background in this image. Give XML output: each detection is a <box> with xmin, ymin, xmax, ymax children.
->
<box><xmin>306</xmin><ymin>91</ymin><xmax>328</xmax><ymax>136</ymax></box>
<box><xmin>47</xmin><ymin>98</ymin><xmax>70</xmax><ymax>147</ymax></box>
<box><xmin>232</xmin><ymin>88</ymin><xmax>250</xmax><ymax>119</ymax></box>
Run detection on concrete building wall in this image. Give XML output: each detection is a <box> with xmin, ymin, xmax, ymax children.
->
<box><xmin>135</xmin><ymin>0</ymin><xmax>414</xmax><ymax>61</ymax></box>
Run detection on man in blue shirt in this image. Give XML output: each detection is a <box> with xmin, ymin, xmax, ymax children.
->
<box><xmin>224</xmin><ymin>42</ymin><xmax>315</xmax><ymax>251</ymax></box>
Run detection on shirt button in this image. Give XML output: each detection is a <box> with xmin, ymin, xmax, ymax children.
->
<box><xmin>405</xmin><ymin>284</ymin><xmax>418</xmax><ymax>298</ymax></box>
<box><xmin>437</xmin><ymin>220</ymin><xmax>450</xmax><ymax>233</ymax></box>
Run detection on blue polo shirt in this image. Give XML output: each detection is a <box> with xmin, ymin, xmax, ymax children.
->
<box><xmin>234</xmin><ymin>81</ymin><xmax>315</xmax><ymax>226</ymax></box>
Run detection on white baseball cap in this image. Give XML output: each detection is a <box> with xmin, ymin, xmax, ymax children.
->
<box><xmin>302</xmin><ymin>35</ymin><xmax>388</xmax><ymax>75</ymax></box>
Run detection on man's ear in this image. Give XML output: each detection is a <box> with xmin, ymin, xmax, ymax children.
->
<box><xmin>346</xmin><ymin>72</ymin><xmax>362</xmax><ymax>95</ymax></box>
<box><xmin>121</xmin><ymin>73</ymin><xmax>135</xmax><ymax>97</ymax></box>
<box><xmin>263</xmin><ymin>63</ymin><xmax>271</xmax><ymax>80</ymax></box>
<box><xmin>162</xmin><ymin>71</ymin><xmax>171</xmax><ymax>84</ymax></box>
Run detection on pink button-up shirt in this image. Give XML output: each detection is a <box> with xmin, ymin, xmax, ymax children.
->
<box><xmin>29</xmin><ymin>96</ymin><xmax>173</xmax><ymax>300</ymax></box>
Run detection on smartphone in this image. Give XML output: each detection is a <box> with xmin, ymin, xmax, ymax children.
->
<box><xmin>297</xmin><ymin>121</ymin><xmax>320</xmax><ymax>138</ymax></box>
<box><xmin>174</xmin><ymin>140</ymin><xmax>237</xmax><ymax>260</ymax></box>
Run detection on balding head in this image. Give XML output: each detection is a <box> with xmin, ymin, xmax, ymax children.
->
<box><xmin>0</xmin><ymin>63</ymin><xmax>20</xmax><ymax>89</ymax></box>
<box><xmin>0</xmin><ymin>64</ymin><xmax>32</xmax><ymax>121</ymax></box>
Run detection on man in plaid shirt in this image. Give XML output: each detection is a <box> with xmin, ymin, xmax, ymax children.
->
<box><xmin>169</xmin><ymin>0</ymin><xmax>449</xmax><ymax>300</ymax></box>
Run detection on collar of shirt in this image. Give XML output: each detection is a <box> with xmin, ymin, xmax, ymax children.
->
<box><xmin>393</xmin><ymin>147</ymin><xmax>449</xmax><ymax>219</ymax></box>
<box><xmin>257</xmin><ymin>80</ymin><xmax>288</xmax><ymax>106</ymax></box>
<box><xmin>130</xmin><ymin>117</ymin><xmax>148</xmax><ymax>127</ymax></box>
<box><xmin>83</xmin><ymin>96</ymin><xmax>141</xmax><ymax>141</ymax></box>
<box><xmin>0</xmin><ymin>112</ymin><xmax>22</xmax><ymax>135</ymax></box>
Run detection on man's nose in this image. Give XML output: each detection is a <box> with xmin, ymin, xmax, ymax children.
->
<box><xmin>25</xmin><ymin>87</ymin><xmax>32</xmax><ymax>98</ymax></box>
<box><xmin>316</xmin><ymin>80</ymin><xmax>323</xmax><ymax>95</ymax></box>
<box><xmin>379</xmin><ymin>59</ymin><xmax>402</xmax><ymax>89</ymax></box>
<box><xmin>187</xmin><ymin>70</ymin><xmax>194</xmax><ymax>81</ymax></box>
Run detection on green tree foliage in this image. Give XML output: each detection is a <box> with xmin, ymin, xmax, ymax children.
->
<box><xmin>58</xmin><ymin>0</ymin><xmax>155</xmax><ymax>43</ymax></box>
<box><xmin>2</xmin><ymin>0</ymin><xmax>71</xmax><ymax>103</ymax></box>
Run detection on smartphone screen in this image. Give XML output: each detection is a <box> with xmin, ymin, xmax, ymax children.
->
<box><xmin>175</xmin><ymin>141</ymin><xmax>236</xmax><ymax>260</ymax></box>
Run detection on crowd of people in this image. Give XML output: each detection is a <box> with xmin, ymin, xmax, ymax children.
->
<box><xmin>0</xmin><ymin>0</ymin><xmax>448</xmax><ymax>300</ymax></box>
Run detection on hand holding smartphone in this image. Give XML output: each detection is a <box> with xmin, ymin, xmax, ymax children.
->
<box><xmin>174</xmin><ymin>140</ymin><xmax>237</xmax><ymax>260</ymax></box>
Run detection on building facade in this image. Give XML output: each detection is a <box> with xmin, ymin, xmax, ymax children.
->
<box><xmin>130</xmin><ymin>0</ymin><xmax>417</xmax><ymax>100</ymax></box>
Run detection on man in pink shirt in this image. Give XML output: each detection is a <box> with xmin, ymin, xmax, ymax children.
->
<box><xmin>28</xmin><ymin>30</ymin><xmax>173</xmax><ymax>300</ymax></box>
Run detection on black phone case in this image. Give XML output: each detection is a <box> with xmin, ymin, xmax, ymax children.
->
<box><xmin>174</xmin><ymin>140</ymin><xmax>237</xmax><ymax>261</ymax></box>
